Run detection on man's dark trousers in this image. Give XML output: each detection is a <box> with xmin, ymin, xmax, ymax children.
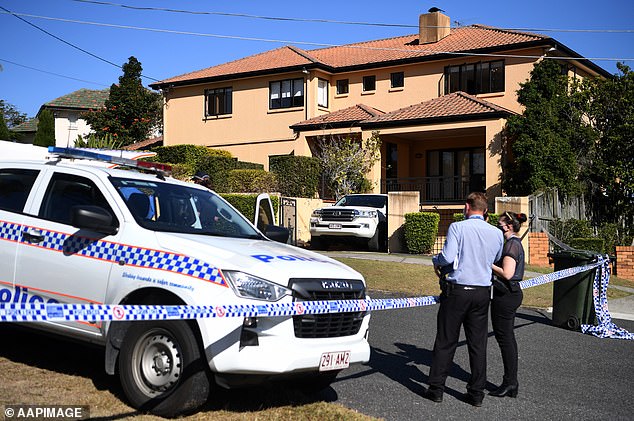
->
<box><xmin>428</xmin><ymin>286</ymin><xmax>491</xmax><ymax>396</ymax></box>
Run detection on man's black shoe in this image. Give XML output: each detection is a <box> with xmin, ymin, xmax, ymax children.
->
<box><xmin>424</xmin><ymin>387</ymin><xmax>443</xmax><ymax>403</ymax></box>
<box><xmin>462</xmin><ymin>392</ymin><xmax>484</xmax><ymax>407</ymax></box>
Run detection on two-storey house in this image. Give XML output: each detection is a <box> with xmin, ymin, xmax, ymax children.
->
<box><xmin>150</xmin><ymin>10</ymin><xmax>608</xmax><ymax>211</ymax></box>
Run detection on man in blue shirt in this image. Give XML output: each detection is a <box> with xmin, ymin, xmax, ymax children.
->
<box><xmin>425</xmin><ymin>192</ymin><xmax>503</xmax><ymax>407</ymax></box>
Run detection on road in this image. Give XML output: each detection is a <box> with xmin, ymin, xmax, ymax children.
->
<box><xmin>325</xmin><ymin>300</ymin><xmax>634</xmax><ymax>420</ymax></box>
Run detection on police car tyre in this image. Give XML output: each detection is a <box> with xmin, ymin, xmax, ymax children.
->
<box><xmin>119</xmin><ymin>321</ymin><xmax>210</xmax><ymax>417</ymax></box>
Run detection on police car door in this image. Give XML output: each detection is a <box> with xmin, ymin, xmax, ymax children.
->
<box><xmin>14</xmin><ymin>167</ymin><xmax>122</xmax><ymax>339</ymax></box>
<box><xmin>0</xmin><ymin>165</ymin><xmax>41</xmax><ymax>305</ymax></box>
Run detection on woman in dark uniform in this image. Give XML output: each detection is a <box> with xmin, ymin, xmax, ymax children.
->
<box><xmin>490</xmin><ymin>211</ymin><xmax>527</xmax><ymax>398</ymax></box>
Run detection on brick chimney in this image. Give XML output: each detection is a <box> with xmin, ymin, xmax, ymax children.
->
<box><xmin>419</xmin><ymin>10</ymin><xmax>450</xmax><ymax>44</ymax></box>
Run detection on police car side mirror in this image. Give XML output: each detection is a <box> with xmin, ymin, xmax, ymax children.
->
<box><xmin>264</xmin><ymin>224</ymin><xmax>290</xmax><ymax>244</ymax></box>
<box><xmin>71</xmin><ymin>205</ymin><xmax>119</xmax><ymax>236</ymax></box>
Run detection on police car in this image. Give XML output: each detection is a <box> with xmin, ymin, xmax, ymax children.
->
<box><xmin>0</xmin><ymin>144</ymin><xmax>371</xmax><ymax>416</ymax></box>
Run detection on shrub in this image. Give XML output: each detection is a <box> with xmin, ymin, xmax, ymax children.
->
<box><xmin>270</xmin><ymin>155</ymin><xmax>320</xmax><ymax>198</ymax></box>
<box><xmin>221</xmin><ymin>193</ymin><xmax>280</xmax><ymax>224</ymax></box>
<box><xmin>404</xmin><ymin>212</ymin><xmax>440</xmax><ymax>254</ymax></box>
<box><xmin>453</xmin><ymin>212</ymin><xmax>499</xmax><ymax>226</ymax></box>
<box><xmin>197</xmin><ymin>156</ymin><xmax>237</xmax><ymax>193</ymax></box>
<box><xmin>169</xmin><ymin>163</ymin><xmax>195</xmax><ymax>181</ymax></box>
<box><xmin>569</xmin><ymin>238</ymin><xmax>605</xmax><ymax>254</ymax></box>
<box><xmin>229</xmin><ymin>169</ymin><xmax>278</xmax><ymax>193</ymax></box>
<box><xmin>151</xmin><ymin>144</ymin><xmax>232</xmax><ymax>166</ymax></box>
<box><xmin>235</xmin><ymin>161</ymin><xmax>264</xmax><ymax>170</ymax></box>
<box><xmin>549</xmin><ymin>218</ymin><xmax>593</xmax><ymax>246</ymax></box>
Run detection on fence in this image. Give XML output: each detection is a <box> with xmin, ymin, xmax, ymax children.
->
<box><xmin>528</xmin><ymin>188</ymin><xmax>587</xmax><ymax>233</ymax></box>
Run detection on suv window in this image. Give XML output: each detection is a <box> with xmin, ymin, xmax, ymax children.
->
<box><xmin>0</xmin><ymin>168</ymin><xmax>40</xmax><ymax>213</ymax></box>
<box><xmin>39</xmin><ymin>173</ymin><xmax>116</xmax><ymax>226</ymax></box>
<box><xmin>335</xmin><ymin>195</ymin><xmax>386</xmax><ymax>209</ymax></box>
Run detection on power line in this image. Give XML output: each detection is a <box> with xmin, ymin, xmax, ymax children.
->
<box><xmin>0</xmin><ymin>5</ymin><xmax>160</xmax><ymax>82</ymax></box>
<box><xmin>71</xmin><ymin>0</ymin><xmax>634</xmax><ymax>34</ymax></box>
<box><xmin>0</xmin><ymin>57</ymin><xmax>109</xmax><ymax>86</ymax></box>
<box><xmin>3</xmin><ymin>11</ymin><xmax>633</xmax><ymax>63</ymax></box>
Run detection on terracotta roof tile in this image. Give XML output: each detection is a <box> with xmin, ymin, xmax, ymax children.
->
<box><xmin>42</xmin><ymin>88</ymin><xmax>109</xmax><ymax>111</ymax></box>
<box><xmin>291</xmin><ymin>104</ymin><xmax>384</xmax><ymax>130</ymax></box>
<box><xmin>10</xmin><ymin>118</ymin><xmax>38</xmax><ymax>132</ymax></box>
<box><xmin>154</xmin><ymin>26</ymin><xmax>548</xmax><ymax>85</ymax></box>
<box><xmin>361</xmin><ymin>92</ymin><xmax>515</xmax><ymax>126</ymax></box>
<box><xmin>160</xmin><ymin>46</ymin><xmax>318</xmax><ymax>84</ymax></box>
<box><xmin>123</xmin><ymin>135</ymin><xmax>163</xmax><ymax>151</ymax></box>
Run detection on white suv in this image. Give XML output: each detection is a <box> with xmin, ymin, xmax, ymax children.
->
<box><xmin>0</xmin><ymin>145</ymin><xmax>370</xmax><ymax>417</ymax></box>
<box><xmin>310</xmin><ymin>194</ymin><xmax>388</xmax><ymax>251</ymax></box>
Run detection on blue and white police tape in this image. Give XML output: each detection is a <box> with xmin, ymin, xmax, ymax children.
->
<box><xmin>0</xmin><ymin>258</ymin><xmax>631</xmax><ymax>341</ymax></box>
<box><xmin>581</xmin><ymin>255</ymin><xmax>634</xmax><ymax>340</ymax></box>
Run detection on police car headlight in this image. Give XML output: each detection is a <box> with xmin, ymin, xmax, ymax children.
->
<box><xmin>224</xmin><ymin>271</ymin><xmax>290</xmax><ymax>301</ymax></box>
<box><xmin>354</xmin><ymin>209</ymin><xmax>377</xmax><ymax>218</ymax></box>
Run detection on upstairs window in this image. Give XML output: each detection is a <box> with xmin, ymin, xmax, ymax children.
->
<box><xmin>270</xmin><ymin>78</ymin><xmax>304</xmax><ymax>109</ymax></box>
<box><xmin>336</xmin><ymin>79</ymin><xmax>349</xmax><ymax>95</ymax></box>
<box><xmin>390</xmin><ymin>72</ymin><xmax>404</xmax><ymax>89</ymax></box>
<box><xmin>444</xmin><ymin>60</ymin><xmax>505</xmax><ymax>95</ymax></box>
<box><xmin>363</xmin><ymin>75</ymin><xmax>376</xmax><ymax>92</ymax></box>
<box><xmin>317</xmin><ymin>79</ymin><xmax>328</xmax><ymax>108</ymax></box>
<box><xmin>205</xmin><ymin>87</ymin><xmax>232</xmax><ymax>116</ymax></box>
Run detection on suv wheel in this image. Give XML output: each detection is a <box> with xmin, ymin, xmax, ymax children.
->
<box><xmin>119</xmin><ymin>320</ymin><xmax>210</xmax><ymax>417</ymax></box>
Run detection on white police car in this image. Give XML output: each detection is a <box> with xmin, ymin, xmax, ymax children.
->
<box><xmin>0</xmin><ymin>144</ymin><xmax>370</xmax><ymax>416</ymax></box>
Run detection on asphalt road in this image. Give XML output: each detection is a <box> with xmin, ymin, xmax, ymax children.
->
<box><xmin>323</xmin><ymin>301</ymin><xmax>634</xmax><ymax>421</ymax></box>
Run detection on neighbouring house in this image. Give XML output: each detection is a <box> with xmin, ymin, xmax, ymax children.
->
<box><xmin>36</xmin><ymin>88</ymin><xmax>109</xmax><ymax>147</ymax></box>
<box><xmin>149</xmin><ymin>10</ymin><xmax>609</xmax><ymax>217</ymax></box>
<box><xmin>9</xmin><ymin>117</ymin><xmax>38</xmax><ymax>144</ymax></box>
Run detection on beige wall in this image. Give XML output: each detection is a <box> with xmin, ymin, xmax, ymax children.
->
<box><xmin>387</xmin><ymin>191</ymin><xmax>420</xmax><ymax>253</ymax></box>
<box><xmin>53</xmin><ymin>110</ymin><xmax>92</xmax><ymax>148</ymax></box>
<box><xmin>495</xmin><ymin>196</ymin><xmax>530</xmax><ymax>263</ymax></box>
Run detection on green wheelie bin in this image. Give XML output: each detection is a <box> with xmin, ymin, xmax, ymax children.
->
<box><xmin>549</xmin><ymin>249</ymin><xmax>597</xmax><ymax>330</ymax></box>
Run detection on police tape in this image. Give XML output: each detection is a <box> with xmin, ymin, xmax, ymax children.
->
<box><xmin>0</xmin><ymin>261</ymin><xmax>603</xmax><ymax>323</ymax></box>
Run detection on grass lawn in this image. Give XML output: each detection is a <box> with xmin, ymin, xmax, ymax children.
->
<box><xmin>334</xmin><ymin>257</ymin><xmax>634</xmax><ymax>309</ymax></box>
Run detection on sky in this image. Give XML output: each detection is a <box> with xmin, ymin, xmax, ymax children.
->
<box><xmin>1</xmin><ymin>0</ymin><xmax>633</xmax><ymax>119</ymax></box>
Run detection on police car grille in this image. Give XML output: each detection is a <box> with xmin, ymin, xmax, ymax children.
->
<box><xmin>320</xmin><ymin>209</ymin><xmax>355</xmax><ymax>222</ymax></box>
<box><xmin>290</xmin><ymin>279</ymin><xmax>365</xmax><ymax>339</ymax></box>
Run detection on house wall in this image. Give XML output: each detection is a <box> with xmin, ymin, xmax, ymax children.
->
<box><xmin>53</xmin><ymin>110</ymin><xmax>92</xmax><ymax>147</ymax></box>
<box><xmin>161</xmin><ymin>46</ymin><xmax>547</xmax><ymax>169</ymax></box>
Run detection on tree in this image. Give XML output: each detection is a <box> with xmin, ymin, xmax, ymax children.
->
<box><xmin>33</xmin><ymin>109</ymin><xmax>55</xmax><ymax>147</ymax></box>
<box><xmin>82</xmin><ymin>56</ymin><xmax>162</xmax><ymax>147</ymax></box>
<box><xmin>502</xmin><ymin>59</ymin><xmax>594</xmax><ymax>197</ymax></box>
<box><xmin>0</xmin><ymin>112</ymin><xmax>11</xmax><ymax>140</ymax></box>
<box><xmin>314</xmin><ymin>131</ymin><xmax>381</xmax><ymax>199</ymax></box>
<box><xmin>0</xmin><ymin>100</ymin><xmax>28</xmax><ymax>128</ymax></box>
<box><xmin>581</xmin><ymin>63</ymin><xmax>634</xmax><ymax>236</ymax></box>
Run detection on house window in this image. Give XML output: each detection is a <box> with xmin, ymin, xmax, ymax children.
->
<box><xmin>390</xmin><ymin>72</ymin><xmax>404</xmax><ymax>89</ymax></box>
<box><xmin>205</xmin><ymin>87</ymin><xmax>232</xmax><ymax>116</ymax></box>
<box><xmin>336</xmin><ymin>79</ymin><xmax>349</xmax><ymax>95</ymax></box>
<box><xmin>270</xmin><ymin>78</ymin><xmax>304</xmax><ymax>109</ymax></box>
<box><xmin>363</xmin><ymin>75</ymin><xmax>376</xmax><ymax>92</ymax></box>
<box><xmin>427</xmin><ymin>148</ymin><xmax>485</xmax><ymax>201</ymax></box>
<box><xmin>317</xmin><ymin>78</ymin><xmax>328</xmax><ymax>108</ymax></box>
<box><xmin>444</xmin><ymin>60</ymin><xmax>505</xmax><ymax>95</ymax></box>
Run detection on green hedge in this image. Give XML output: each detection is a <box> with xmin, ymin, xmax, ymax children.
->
<box><xmin>150</xmin><ymin>144</ymin><xmax>232</xmax><ymax>166</ymax></box>
<box><xmin>569</xmin><ymin>238</ymin><xmax>605</xmax><ymax>254</ymax></box>
<box><xmin>220</xmin><ymin>193</ymin><xmax>280</xmax><ymax>224</ymax></box>
<box><xmin>197</xmin><ymin>156</ymin><xmax>238</xmax><ymax>193</ymax></box>
<box><xmin>404</xmin><ymin>212</ymin><xmax>440</xmax><ymax>254</ymax></box>
<box><xmin>549</xmin><ymin>218</ymin><xmax>593</xmax><ymax>245</ymax></box>
<box><xmin>229</xmin><ymin>169</ymin><xmax>278</xmax><ymax>193</ymax></box>
<box><xmin>235</xmin><ymin>161</ymin><xmax>264</xmax><ymax>170</ymax></box>
<box><xmin>270</xmin><ymin>155</ymin><xmax>320</xmax><ymax>198</ymax></box>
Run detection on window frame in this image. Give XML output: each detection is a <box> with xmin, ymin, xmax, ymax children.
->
<box><xmin>269</xmin><ymin>78</ymin><xmax>304</xmax><ymax>110</ymax></box>
<box><xmin>444</xmin><ymin>60</ymin><xmax>505</xmax><ymax>95</ymax></box>
<box><xmin>336</xmin><ymin>79</ymin><xmax>349</xmax><ymax>95</ymax></box>
<box><xmin>390</xmin><ymin>72</ymin><xmax>404</xmax><ymax>89</ymax></box>
<box><xmin>363</xmin><ymin>75</ymin><xmax>376</xmax><ymax>92</ymax></box>
<box><xmin>317</xmin><ymin>78</ymin><xmax>329</xmax><ymax>108</ymax></box>
<box><xmin>204</xmin><ymin>87</ymin><xmax>233</xmax><ymax>117</ymax></box>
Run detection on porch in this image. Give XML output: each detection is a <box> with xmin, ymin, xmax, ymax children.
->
<box><xmin>380</xmin><ymin>174</ymin><xmax>485</xmax><ymax>204</ymax></box>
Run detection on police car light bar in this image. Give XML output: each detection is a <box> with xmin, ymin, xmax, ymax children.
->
<box><xmin>48</xmin><ymin>147</ymin><xmax>172</xmax><ymax>176</ymax></box>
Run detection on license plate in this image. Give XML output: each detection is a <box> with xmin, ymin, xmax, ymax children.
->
<box><xmin>328</xmin><ymin>223</ymin><xmax>342</xmax><ymax>229</ymax></box>
<box><xmin>319</xmin><ymin>351</ymin><xmax>350</xmax><ymax>371</ymax></box>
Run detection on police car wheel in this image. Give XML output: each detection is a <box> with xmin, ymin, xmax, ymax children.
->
<box><xmin>119</xmin><ymin>321</ymin><xmax>210</xmax><ymax>417</ymax></box>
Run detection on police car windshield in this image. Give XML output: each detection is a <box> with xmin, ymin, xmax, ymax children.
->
<box><xmin>110</xmin><ymin>177</ymin><xmax>261</xmax><ymax>239</ymax></box>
